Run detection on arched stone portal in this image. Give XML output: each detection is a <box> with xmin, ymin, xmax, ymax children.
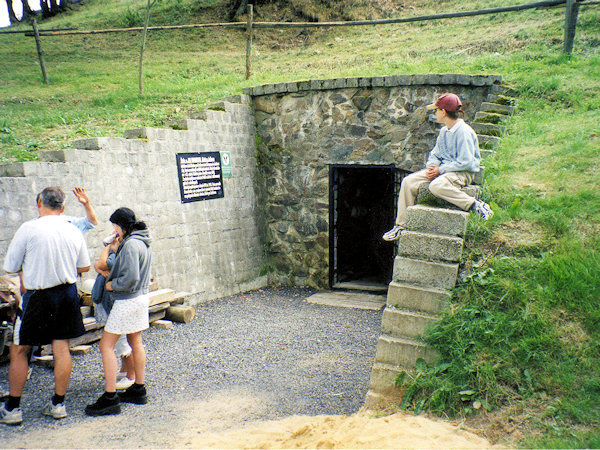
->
<box><xmin>246</xmin><ymin>74</ymin><xmax>503</xmax><ymax>288</ymax></box>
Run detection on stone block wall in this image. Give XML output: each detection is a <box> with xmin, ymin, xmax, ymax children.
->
<box><xmin>246</xmin><ymin>74</ymin><xmax>502</xmax><ymax>288</ymax></box>
<box><xmin>0</xmin><ymin>96</ymin><xmax>266</xmax><ymax>304</ymax></box>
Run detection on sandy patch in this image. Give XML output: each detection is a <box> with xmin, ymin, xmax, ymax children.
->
<box><xmin>183</xmin><ymin>409</ymin><xmax>501</xmax><ymax>449</ymax></box>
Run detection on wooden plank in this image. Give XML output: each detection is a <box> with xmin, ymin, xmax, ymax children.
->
<box><xmin>152</xmin><ymin>319</ymin><xmax>173</xmax><ymax>329</ymax></box>
<box><xmin>148</xmin><ymin>301</ymin><xmax>170</xmax><ymax>314</ymax></box>
<box><xmin>70</xmin><ymin>345</ymin><xmax>92</xmax><ymax>355</ymax></box>
<box><xmin>148</xmin><ymin>288</ymin><xmax>175</xmax><ymax>306</ymax></box>
<box><xmin>70</xmin><ymin>328</ymin><xmax>104</xmax><ymax>347</ymax></box>
<box><xmin>149</xmin><ymin>310</ymin><xmax>166</xmax><ymax>323</ymax></box>
<box><xmin>171</xmin><ymin>291</ymin><xmax>191</xmax><ymax>305</ymax></box>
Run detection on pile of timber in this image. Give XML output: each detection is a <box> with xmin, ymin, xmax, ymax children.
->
<box><xmin>75</xmin><ymin>279</ymin><xmax>195</xmax><ymax>349</ymax></box>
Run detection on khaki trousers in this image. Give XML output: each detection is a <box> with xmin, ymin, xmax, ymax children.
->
<box><xmin>395</xmin><ymin>169</ymin><xmax>476</xmax><ymax>226</ymax></box>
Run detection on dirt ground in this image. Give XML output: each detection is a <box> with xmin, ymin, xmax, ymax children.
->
<box><xmin>1</xmin><ymin>397</ymin><xmax>501</xmax><ymax>449</ymax></box>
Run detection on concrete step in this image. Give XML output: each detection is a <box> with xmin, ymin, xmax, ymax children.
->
<box><xmin>387</xmin><ymin>282</ymin><xmax>451</xmax><ymax>315</ymax></box>
<box><xmin>405</xmin><ymin>205</ymin><xmax>469</xmax><ymax>238</ymax></box>
<box><xmin>397</xmin><ymin>230</ymin><xmax>464</xmax><ymax>263</ymax></box>
<box><xmin>305</xmin><ymin>290</ymin><xmax>386</xmax><ymax>310</ymax></box>
<box><xmin>374</xmin><ymin>334</ymin><xmax>438</xmax><ymax>367</ymax></box>
<box><xmin>368</xmin><ymin>361</ymin><xmax>405</xmax><ymax>392</ymax></box>
<box><xmin>39</xmin><ymin>150</ymin><xmax>67</xmax><ymax>162</ymax></box>
<box><xmin>332</xmin><ymin>281</ymin><xmax>388</xmax><ymax>293</ymax></box>
<box><xmin>474</xmin><ymin>111</ymin><xmax>509</xmax><ymax>123</ymax></box>
<box><xmin>417</xmin><ymin>183</ymin><xmax>480</xmax><ymax>210</ymax></box>
<box><xmin>472</xmin><ymin>122</ymin><xmax>506</xmax><ymax>137</ymax></box>
<box><xmin>478</xmin><ymin>134</ymin><xmax>501</xmax><ymax>148</ymax></box>
<box><xmin>393</xmin><ymin>256</ymin><xmax>458</xmax><ymax>290</ymax></box>
<box><xmin>480</xmin><ymin>101</ymin><xmax>515</xmax><ymax>114</ymax></box>
<box><xmin>381</xmin><ymin>306</ymin><xmax>438</xmax><ymax>339</ymax></box>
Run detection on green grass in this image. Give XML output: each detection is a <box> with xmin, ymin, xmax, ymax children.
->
<box><xmin>1</xmin><ymin>0</ymin><xmax>600</xmax><ymax>446</ymax></box>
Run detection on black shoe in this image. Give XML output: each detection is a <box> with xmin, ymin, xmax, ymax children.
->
<box><xmin>119</xmin><ymin>385</ymin><xmax>147</xmax><ymax>405</ymax></box>
<box><xmin>85</xmin><ymin>393</ymin><xmax>121</xmax><ymax>416</ymax></box>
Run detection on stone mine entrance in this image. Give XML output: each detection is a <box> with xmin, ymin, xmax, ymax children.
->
<box><xmin>329</xmin><ymin>165</ymin><xmax>405</xmax><ymax>290</ymax></box>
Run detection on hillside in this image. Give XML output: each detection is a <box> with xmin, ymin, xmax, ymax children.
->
<box><xmin>1</xmin><ymin>0</ymin><xmax>599</xmax><ymax>447</ymax></box>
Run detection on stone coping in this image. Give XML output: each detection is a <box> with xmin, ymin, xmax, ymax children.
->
<box><xmin>243</xmin><ymin>73</ymin><xmax>502</xmax><ymax>97</ymax></box>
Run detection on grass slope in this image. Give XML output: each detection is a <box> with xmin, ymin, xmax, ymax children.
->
<box><xmin>1</xmin><ymin>0</ymin><xmax>599</xmax><ymax>447</ymax></box>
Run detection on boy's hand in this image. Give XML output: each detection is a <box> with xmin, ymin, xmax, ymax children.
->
<box><xmin>426</xmin><ymin>166</ymin><xmax>440</xmax><ymax>180</ymax></box>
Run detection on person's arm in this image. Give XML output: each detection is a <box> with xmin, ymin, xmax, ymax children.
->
<box><xmin>426</xmin><ymin>135</ymin><xmax>442</xmax><ymax>169</ymax></box>
<box><xmin>106</xmin><ymin>243</ymin><xmax>140</xmax><ymax>292</ymax></box>
<box><xmin>94</xmin><ymin>245</ymin><xmax>111</xmax><ymax>276</ymax></box>
<box><xmin>73</xmin><ymin>187</ymin><xmax>98</xmax><ymax>226</ymax></box>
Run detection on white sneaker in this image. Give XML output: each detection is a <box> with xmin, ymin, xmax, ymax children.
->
<box><xmin>115</xmin><ymin>377</ymin><xmax>135</xmax><ymax>390</ymax></box>
<box><xmin>116</xmin><ymin>371</ymin><xmax>128</xmax><ymax>381</ymax></box>
<box><xmin>0</xmin><ymin>405</ymin><xmax>23</xmax><ymax>426</ymax></box>
<box><xmin>383</xmin><ymin>225</ymin><xmax>404</xmax><ymax>241</ymax></box>
<box><xmin>471</xmin><ymin>200</ymin><xmax>494</xmax><ymax>220</ymax></box>
<box><xmin>42</xmin><ymin>402</ymin><xmax>67</xmax><ymax>419</ymax></box>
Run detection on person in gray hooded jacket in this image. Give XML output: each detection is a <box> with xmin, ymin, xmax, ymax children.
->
<box><xmin>85</xmin><ymin>207</ymin><xmax>152</xmax><ymax>416</ymax></box>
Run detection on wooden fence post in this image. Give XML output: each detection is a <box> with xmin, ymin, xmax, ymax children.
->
<box><xmin>32</xmin><ymin>19</ymin><xmax>50</xmax><ymax>84</ymax></box>
<box><xmin>245</xmin><ymin>4</ymin><xmax>253</xmax><ymax>80</ymax></box>
<box><xmin>563</xmin><ymin>0</ymin><xmax>580</xmax><ymax>53</ymax></box>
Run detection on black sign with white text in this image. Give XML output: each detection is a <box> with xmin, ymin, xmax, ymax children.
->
<box><xmin>176</xmin><ymin>152</ymin><xmax>224</xmax><ymax>203</ymax></box>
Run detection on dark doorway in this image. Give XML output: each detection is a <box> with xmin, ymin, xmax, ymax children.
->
<box><xmin>329</xmin><ymin>165</ymin><xmax>406</xmax><ymax>290</ymax></box>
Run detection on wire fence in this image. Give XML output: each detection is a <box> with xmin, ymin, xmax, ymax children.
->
<box><xmin>4</xmin><ymin>0</ymin><xmax>597</xmax><ymax>84</ymax></box>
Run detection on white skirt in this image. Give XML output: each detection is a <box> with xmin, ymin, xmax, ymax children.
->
<box><xmin>104</xmin><ymin>293</ymin><xmax>149</xmax><ymax>335</ymax></box>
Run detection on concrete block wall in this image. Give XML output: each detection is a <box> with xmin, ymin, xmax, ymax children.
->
<box><xmin>0</xmin><ymin>96</ymin><xmax>267</xmax><ymax>304</ymax></box>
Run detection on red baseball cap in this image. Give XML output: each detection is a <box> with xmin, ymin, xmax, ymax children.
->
<box><xmin>426</xmin><ymin>93</ymin><xmax>463</xmax><ymax>112</ymax></box>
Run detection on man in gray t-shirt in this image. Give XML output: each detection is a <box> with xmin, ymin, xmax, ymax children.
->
<box><xmin>1</xmin><ymin>187</ymin><xmax>90</xmax><ymax>426</ymax></box>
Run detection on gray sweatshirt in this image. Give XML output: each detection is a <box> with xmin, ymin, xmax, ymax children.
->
<box><xmin>426</xmin><ymin>119</ymin><xmax>481</xmax><ymax>174</ymax></box>
<box><xmin>108</xmin><ymin>229</ymin><xmax>152</xmax><ymax>301</ymax></box>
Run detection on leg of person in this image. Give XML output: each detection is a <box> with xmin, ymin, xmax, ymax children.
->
<box><xmin>41</xmin><ymin>339</ymin><xmax>71</xmax><ymax>419</ymax></box>
<box><xmin>100</xmin><ymin>332</ymin><xmax>121</xmax><ymax>392</ymax></box>
<box><xmin>429</xmin><ymin>172</ymin><xmax>493</xmax><ymax>220</ymax></box>
<box><xmin>114</xmin><ymin>335</ymin><xmax>134</xmax><ymax>390</ymax></box>
<box><xmin>1</xmin><ymin>344</ymin><xmax>30</xmax><ymax>425</ymax></box>
<box><xmin>85</xmin><ymin>331</ymin><xmax>121</xmax><ymax>416</ymax></box>
<box><xmin>383</xmin><ymin>169</ymin><xmax>429</xmax><ymax>241</ymax></box>
<box><xmin>119</xmin><ymin>331</ymin><xmax>147</xmax><ymax>405</ymax></box>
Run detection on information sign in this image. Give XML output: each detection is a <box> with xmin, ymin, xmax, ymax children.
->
<box><xmin>176</xmin><ymin>152</ymin><xmax>224</xmax><ymax>203</ymax></box>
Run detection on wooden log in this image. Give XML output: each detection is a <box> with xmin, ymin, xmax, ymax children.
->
<box><xmin>80</xmin><ymin>305</ymin><xmax>92</xmax><ymax>317</ymax></box>
<box><xmin>165</xmin><ymin>305</ymin><xmax>195</xmax><ymax>324</ymax></box>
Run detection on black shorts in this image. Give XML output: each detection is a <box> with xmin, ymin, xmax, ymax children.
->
<box><xmin>13</xmin><ymin>283</ymin><xmax>85</xmax><ymax>346</ymax></box>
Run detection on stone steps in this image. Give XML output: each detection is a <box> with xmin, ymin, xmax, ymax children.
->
<box><xmin>374</xmin><ymin>334</ymin><xmax>439</xmax><ymax>367</ymax></box>
<box><xmin>368</xmin><ymin>205</ymin><xmax>465</xmax><ymax>401</ymax></box>
<box><xmin>381</xmin><ymin>307</ymin><xmax>438</xmax><ymax>339</ymax></box>
<box><xmin>387</xmin><ymin>282</ymin><xmax>451</xmax><ymax>315</ymax></box>
<box><xmin>367</xmin><ymin>87</ymin><xmax>517</xmax><ymax>406</ymax></box>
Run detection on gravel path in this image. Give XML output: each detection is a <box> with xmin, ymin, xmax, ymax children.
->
<box><xmin>0</xmin><ymin>286</ymin><xmax>383</xmax><ymax>448</ymax></box>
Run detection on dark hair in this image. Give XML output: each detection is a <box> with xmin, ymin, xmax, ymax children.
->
<box><xmin>446</xmin><ymin>108</ymin><xmax>464</xmax><ymax>120</ymax></box>
<box><xmin>109</xmin><ymin>207</ymin><xmax>147</xmax><ymax>238</ymax></box>
<box><xmin>40</xmin><ymin>187</ymin><xmax>65</xmax><ymax>210</ymax></box>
